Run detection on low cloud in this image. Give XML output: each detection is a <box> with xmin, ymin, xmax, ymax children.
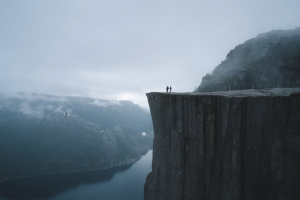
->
<box><xmin>91</xmin><ymin>99</ymin><xmax>121</xmax><ymax>107</ymax></box>
<box><xmin>19</xmin><ymin>103</ymin><xmax>45</xmax><ymax>118</ymax></box>
<box><xmin>0</xmin><ymin>93</ymin><xmax>72</xmax><ymax>118</ymax></box>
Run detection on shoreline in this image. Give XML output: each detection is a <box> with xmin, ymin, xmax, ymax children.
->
<box><xmin>0</xmin><ymin>150</ymin><xmax>151</xmax><ymax>183</ymax></box>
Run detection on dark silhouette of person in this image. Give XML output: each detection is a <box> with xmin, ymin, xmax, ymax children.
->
<box><xmin>166</xmin><ymin>86</ymin><xmax>169</xmax><ymax>93</ymax></box>
<box><xmin>170</xmin><ymin>86</ymin><xmax>172</xmax><ymax>92</ymax></box>
<box><xmin>65</xmin><ymin>112</ymin><xmax>68</xmax><ymax>118</ymax></box>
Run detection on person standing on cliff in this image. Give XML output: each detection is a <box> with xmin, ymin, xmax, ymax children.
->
<box><xmin>170</xmin><ymin>86</ymin><xmax>172</xmax><ymax>92</ymax></box>
<box><xmin>166</xmin><ymin>86</ymin><xmax>169</xmax><ymax>93</ymax></box>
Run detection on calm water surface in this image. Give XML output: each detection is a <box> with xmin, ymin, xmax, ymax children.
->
<box><xmin>0</xmin><ymin>150</ymin><xmax>152</xmax><ymax>200</ymax></box>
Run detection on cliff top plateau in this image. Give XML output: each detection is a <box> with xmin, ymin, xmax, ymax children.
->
<box><xmin>151</xmin><ymin>87</ymin><xmax>300</xmax><ymax>97</ymax></box>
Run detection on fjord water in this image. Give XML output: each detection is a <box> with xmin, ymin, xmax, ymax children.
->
<box><xmin>0</xmin><ymin>150</ymin><xmax>152</xmax><ymax>200</ymax></box>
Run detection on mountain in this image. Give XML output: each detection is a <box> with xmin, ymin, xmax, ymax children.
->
<box><xmin>195</xmin><ymin>27</ymin><xmax>300</xmax><ymax>92</ymax></box>
<box><xmin>0</xmin><ymin>93</ymin><xmax>153</xmax><ymax>133</ymax></box>
<box><xmin>0</xmin><ymin>93</ymin><xmax>153</xmax><ymax>182</ymax></box>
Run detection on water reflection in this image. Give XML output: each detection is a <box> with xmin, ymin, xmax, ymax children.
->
<box><xmin>0</xmin><ymin>164</ymin><xmax>133</xmax><ymax>200</ymax></box>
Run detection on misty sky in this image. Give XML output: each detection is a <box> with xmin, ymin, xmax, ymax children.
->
<box><xmin>1</xmin><ymin>0</ymin><xmax>300</xmax><ymax>108</ymax></box>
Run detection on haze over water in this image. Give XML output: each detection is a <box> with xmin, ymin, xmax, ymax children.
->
<box><xmin>0</xmin><ymin>150</ymin><xmax>153</xmax><ymax>200</ymax></box>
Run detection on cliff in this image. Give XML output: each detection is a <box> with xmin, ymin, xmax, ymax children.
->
<box><xmin>145</xmin><ymin>88</ymin><xmax>300</xmax><ymax>200</ymax></box>
<box><xmin>195</xmin><ymin>27</ymin><xmax>300</xmax><ymax>92</ymax></box>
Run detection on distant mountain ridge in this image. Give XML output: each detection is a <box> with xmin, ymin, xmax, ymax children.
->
<box><xmin>0</xmin><ymin>93</ymin><xmax>153</xmax><ymax>182</ymax></box>
<box><xmin>195</xmin><ymin>27</ymin><xmax>300</xmax><ymax>92</ymax></box>
<box><xmin>0</xmin><ymin>93</ymin><xmax>153</xmax><ymax>133</ymax></box>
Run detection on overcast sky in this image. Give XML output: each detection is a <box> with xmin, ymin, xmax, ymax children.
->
<box><xmin>1</xmin><ymin>0</ymin><xmax>299</xmax><ymax>108</ymax></box>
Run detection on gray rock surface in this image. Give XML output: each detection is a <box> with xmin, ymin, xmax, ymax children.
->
<box><xmin>196</xmin><ymin>27</ymin><xmax>300</xmax><ymax>92</ymax></box>
<box><xmin>145</xmin><ymin>88</ymin><xmax>300</xmax><ymax>200</ymax></box>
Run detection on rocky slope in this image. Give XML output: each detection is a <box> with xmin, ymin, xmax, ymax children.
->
<box><xmin>0</xmin><ymin>94</ymin><xmax>153</xmax><ymax>182</ymax></box>
<box><xmin>196</xmin><ymin>27</ymin><xmax>300</xmax><ymax>92</ymax></box>
<box><xmin>145</xmin><ymin>88</ymin><xmax>300</xmax><ymax>200</ymax></box>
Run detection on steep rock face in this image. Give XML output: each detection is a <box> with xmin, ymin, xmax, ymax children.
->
<box><xmin>196</xmin><ymin>27</ymin><xmax>300</xmax><ymax>92</ymax></box>
<box><xmin>145</xmin><ymin>88</ymin><xmax>300</xmax><ymax>200</ymax></box>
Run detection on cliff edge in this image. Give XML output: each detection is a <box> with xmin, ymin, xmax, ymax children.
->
<box><xmin>145</xmin><ymin>88</ymin><xmax>300</xmax><ymax>200</ymax></box>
